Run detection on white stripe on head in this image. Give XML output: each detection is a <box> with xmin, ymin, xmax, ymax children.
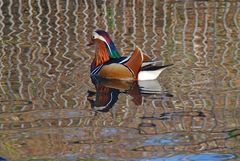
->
<box><xmin>93</xmin><ymin>31</ymin><xmax>112</xmax><ymax>55</ymax></box>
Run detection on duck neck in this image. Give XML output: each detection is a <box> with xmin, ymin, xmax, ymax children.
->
<box><xmin>108</xmin><ymin>41</ymin><xmax>121</xmax><ymax>59</ymax></box>
<box><xmin>94</xmin><ymin>41</ymin><xmax>110</xmax><ymax>67</ymax></box>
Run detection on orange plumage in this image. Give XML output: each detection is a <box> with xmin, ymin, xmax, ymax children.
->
<box><xmin>124</xmin><ymin>47</ymin><xmax>143</xmax><ymax>80</ymax></box>
<box><xmin>95</xmin><ymin>40</ymin><xmax>110</xmax><ymax>67</ymax></box>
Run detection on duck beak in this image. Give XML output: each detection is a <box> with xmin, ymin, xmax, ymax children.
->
<box><xmin>87</xmin><ymin>38</ymin><xmax>94</xmax><ymax>46</ymax></box>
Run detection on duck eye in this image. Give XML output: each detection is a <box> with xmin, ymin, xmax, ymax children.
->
<box><xmin>92</xmin><ymin>35</ymin><xmax>95</xmax><ymax>39</ymax></box>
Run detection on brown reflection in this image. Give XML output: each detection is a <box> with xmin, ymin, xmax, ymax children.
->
<box><xmin>88</xmin><ymin>76</ymin><xmax>143</xmax><ymax>112</ymax></box>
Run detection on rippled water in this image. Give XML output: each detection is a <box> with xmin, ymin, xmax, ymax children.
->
<box><xmin>0</xmin><ymin>0</ymin><xmax>240</xmax><ymax>161</ymax></box>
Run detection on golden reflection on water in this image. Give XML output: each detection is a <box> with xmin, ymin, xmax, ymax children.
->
<box><xmin>0</xmin><ymin>0</ymin><xmax>239</xmax><ymax>160</ymax></box>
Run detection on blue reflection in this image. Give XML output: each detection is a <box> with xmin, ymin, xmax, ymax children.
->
<box><xmin>100</xmin><ymin>128</ymin><xmax>124</xmax><ymax>136</ymax></box>
<box><xmin>144</xmin><ymin>134</ymin><xmax>182</xmax><ymax>145</ymax></box>
<box><xmin>138</xmin><ymin>153</ymin><xmax>236</xmax><ymax>161</ymax></box>
<box><xmin>0</xmin><ymin>157</ymin><xmax>8</xmax><ymax>161</ymax></box>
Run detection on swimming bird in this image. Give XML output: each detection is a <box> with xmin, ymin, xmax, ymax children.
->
<box><xmin>87</xmin><ymin>30</ymin><xmax>172</xmax><ymax>81</ymax></box>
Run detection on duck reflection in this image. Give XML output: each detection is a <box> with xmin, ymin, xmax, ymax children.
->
<box><xmin>87</xmin><ymin>76</ymin><xmax>172</xmax><ymax>112</ymax></box>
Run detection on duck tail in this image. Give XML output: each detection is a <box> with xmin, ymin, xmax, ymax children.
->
<box><xmin>124</xmin><ymin>46</ymin><xmax>143</xmax><ymax>80</ymax></box>
<box><xmin>138</xmin><ymin>64</ymin><xmax>173</xmax><ymax>80</ymax></box>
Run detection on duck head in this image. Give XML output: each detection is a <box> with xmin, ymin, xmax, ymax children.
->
<box><xmin>88</xmin><ymin>30</ymin><xmax>121</xmax><ymax>67</ymax></box>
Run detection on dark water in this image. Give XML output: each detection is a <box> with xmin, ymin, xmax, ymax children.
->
<box><xmin>0</xmin><ymin>0</ymin><xmax>239</xmax><ymax>160</ymax></box>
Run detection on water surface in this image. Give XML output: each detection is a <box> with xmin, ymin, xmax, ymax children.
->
<box><xmin>0</xmin><ymin>0</ymin><xmax>239</xmax><ymax>160</ymax></box>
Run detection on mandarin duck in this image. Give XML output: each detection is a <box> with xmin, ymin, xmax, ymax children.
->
<box><xmin>88</xmin><ymin>30</ymin><xmax>172</xmax><ymax>81</ymax></box>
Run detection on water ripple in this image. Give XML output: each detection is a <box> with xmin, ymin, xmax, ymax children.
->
<box><xmin>160</xmin><ymin>0</ymin><xmax>168</xmax><ymax>64</ymax></box>
<box><xmin>82</xmin><ymin>0</ymin><xmax>91</xmax><ymax>65</ymax></box>
<box><xmin>16</xmin><ymin>0</ymin><xmax>24</xmax><ymax>100</ymax></box>
<box><xmin>142</xmin><ymin>0</ymin><xmax>147</xmax><ymax>54</ymax></box>
<box><xmin>26</xmin><ymin>0</ymin><xmax>35</xmax><ymax>102</ymax></box>
<box><xmin>151</xmin><ymin>0</ymin><xmax>157</xmax><ymax>60</ymax></box>
<box><xmin>130</xmin><ymin>0</ymin><xmax>136</xmax><ymax>48</ymax></box>
<box><xmin>0</xmin><ymin>0</ymin><xmax>6</xmax><ymax>97</ymax></box>
<box><xmin>93</xmin><ymin>0</ymin><xmax>99</xmax><ymax>29</ymax></box>
<box><xmin>192</xmin><ymin>2</ymin><xmax>200</xmax><ymax>67</ymax></box>
<box><xmin>62</xmin><ymin>0</ymin><xmax>73</xmax><ymax>72</ymax></box>
<box><xmin>42</xmin><ymin>0</ymin><xmax>55</xmax><ymax>109</ymax></box>
<box><xmin>34</xmin><ymin>0</ymin><xmax>44</xmax><ymax>106</ymax></box>
<box><xmin>112</xmin><ymin>1</ymin><xmax>117</xmax><ymax>40</ymax></box>
<box><xmin>202</xmin><ymin>2</ymin><xmax>209</xmax><ymax>67</ymax></box>
<box><xmin>53</xmin><ymin>0</ymin><xmax>63</xmax><ymax>74</ymax></box>
<box><xmin>221</xmin><ymin>2</ymin><xmax>231</xmax><ymax>89</ymax></box>
<box><xmin>103</xmin><ymin>0</ymin><xmax>108</xmax><ymax>31</ymax></box>
<box><xmin>120</xmin><ymin>0</ymin><xmax>128</xmax><ymax>54</ymax></box>
<box><xmin>170</xmin><ymin>3</ymin><xmax>177</xmax><ymax>65</ymax></box>
<box><xmin>182</xmin><ymin>1</ymin><xmax>189</xmax><ymax>67</ymax></box>
<box><xmin>6</xmin><ymin>0</ymin><xmax>16</xmax><ymax>99</ymax></box>
<box><xmin>43</xmin><ymin>0</ymin><xmax>55</xmax><ymax>78</ymax></box>
<box><xmin>231</xmin><ymin>2</ymin><xmax>240</xmax><ymax>88</ymax></box>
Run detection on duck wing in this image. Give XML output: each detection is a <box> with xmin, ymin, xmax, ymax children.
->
<box><xmin>124</xmin><ymin>47</ymin><xmax>143</xmax><ymax>80</ymax></box>
<box><xmin>97</xmin><ymin>47</ymin><xmax>144</xmax><ymax>80</ymax></box>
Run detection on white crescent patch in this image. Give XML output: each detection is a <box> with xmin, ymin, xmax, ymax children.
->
<box><xmin>93</xmin><ymin>31</ymin><xmax>112</xmax><ymax>56</ymax></box>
